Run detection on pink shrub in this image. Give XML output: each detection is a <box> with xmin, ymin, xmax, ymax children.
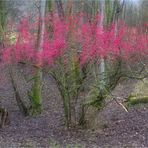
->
<box><xmin>74</xmin><ymin>16</ymin><xmax>148</xmax><ymax>65</ymax></box>
<box><xmin>2</xmin><ymin>14</ymin><xmax>148</xmax><ymax>67</ymax></box>
<box><xmin>2</xmin><ymin>14</ymin><xmax>67</xmax><ymax>66</ymax></box>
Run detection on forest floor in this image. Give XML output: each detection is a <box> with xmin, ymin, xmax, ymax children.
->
<box><xmin>0</xmin><ymin>64</ymin><xmax>147</xmax><ymax>148</ymax></box>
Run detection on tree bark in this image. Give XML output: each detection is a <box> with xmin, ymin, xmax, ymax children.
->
<box><xmin>31</xmin><ymin>0</ymin><xmax>46</xmax><ymax>114</ymax></box>
<box><xmin>9</xmin><ymin>64</ymin><xmax>29</xmax><ymax>116</ymax></box>
<box><xmin>98</xmin><ymin>0</ymin><xmax>106</xmax><ymax>88</ymax></box>
<box><xmin>55</xmin><ymin>0</ymin><xmax>64</xmax><ymax>20</ymax></box>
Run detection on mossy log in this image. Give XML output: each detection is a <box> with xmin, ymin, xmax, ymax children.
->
<box><xmin>128</xmin><ymin>95</ymin><xmax>148</xmax><ymax>106</ymax></box>
<box><xmin>126</xmin><ymin>78</ymin><xmax>148</xmax><ymax>106</ymax></box>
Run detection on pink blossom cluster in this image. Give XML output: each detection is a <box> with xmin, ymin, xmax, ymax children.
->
<box><xmin>2</xmin><ymin>14</ymin><xmax>148</xmax><ymax>67</ymax></box>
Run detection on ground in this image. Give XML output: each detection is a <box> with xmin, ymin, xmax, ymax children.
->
<box><xmin>0</xmin><ymin>64</ymin><xmax>147</xmax><ymax>148</ymax></box>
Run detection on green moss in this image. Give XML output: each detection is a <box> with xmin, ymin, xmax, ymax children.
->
<box><xmin>126</xmin><ymin>78</ymin><xmax>148</xmax><ymax>106</ymax></box>
<box><xmin>129</xmin><ymin>96</ymin><xmax>148</xmax><ymax>105</ymax></box>
<box><xmin>126</xmin><ymin>94</ymin><xmax>148</xmax><ymax>107</ymax></box>
<box><xmin>28</xmin><ymin>70</ymin><xmax>43</xmax><ymax>116</ymax></box>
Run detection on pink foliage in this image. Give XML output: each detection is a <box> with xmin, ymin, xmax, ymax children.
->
<box><xmin>2</xmin><ymin>14</ymin><xmax>67</xmax><ymax>66</ymax></box>
<box><xmin>74</xmin><ymin>16</ymin><xmax>148</xmax><ymax>65</ymax></box>
<box><xmin>41</xmin><ymin>14</ymin><xmax>67</xmax><ymax>65</ymax></box>
<box><xmin>2</xmin><ymin>14</ymin><xmax>148</xmax><ymax>67</ymax></box>
<box><xmin>120</xmin><ymin>27</ymin><xmax>148</xmax><ymax>59</ymax></box>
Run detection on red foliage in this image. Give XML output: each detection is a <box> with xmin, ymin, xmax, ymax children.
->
<box><xmin>2</xmin><ymin>14</ymin><xmax>67</xmax><ymax>66</ymax></box>
<box><xmin>75</xmin><ymin>16</ymin><xmax>148</xmax><ymax>65</ymax></box>
<box><xmin>2</xmin><ymin>14</ymin><xmax>148</xmax><ymax>67</ymax></box>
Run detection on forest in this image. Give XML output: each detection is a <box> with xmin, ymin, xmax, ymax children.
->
<box><xmin>0</xmin><ymin>0</ymin><xmax>147</xmax><ymax>147</ymax></box>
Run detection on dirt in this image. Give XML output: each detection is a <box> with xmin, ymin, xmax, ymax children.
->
<box><xmin>0</xmin><ymin>64</ymin><xmax>147</xmax><ymax>148</ymax></box>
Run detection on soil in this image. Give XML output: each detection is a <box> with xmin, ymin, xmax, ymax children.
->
<box><xmin>0</xmin><ymin>64</ymin><xmax>147</xmax><ymax>148</ymax></box>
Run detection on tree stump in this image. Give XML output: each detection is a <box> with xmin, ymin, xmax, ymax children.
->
<box><xmin>0</xmin><ymin>107</ymin><xmax>10</xmax><ymax>128</ymax></box>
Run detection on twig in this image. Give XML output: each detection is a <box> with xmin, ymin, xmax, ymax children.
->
<box><xmin>113</xmin><ymin>97</ymin><xmax>128</xmax><ymax>112</ymax></box>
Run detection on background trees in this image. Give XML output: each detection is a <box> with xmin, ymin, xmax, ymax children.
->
<box><xmin>0</xmin><ymin>0</ymin><xmax>147</xmax><ymax>129</ymax></box>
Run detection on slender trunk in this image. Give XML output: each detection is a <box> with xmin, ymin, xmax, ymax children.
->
<box><xmin>38</xmin><ymin>0</ymin><xmax>46</xmax><ymax>52</ymax></box>
<box><xmin>55</xmin><ymin>0</ymin><xmax>64</xmax><ymax>20</ymax></box>
<box><xmin>46</xmin><ymin>0</ymin><xmax>52</xmax><ymax>12</ymax></box>
<box><xmin>9</xmin><ymin>65</ymin><xmax>29</xmax><ymax>116</ymax></box>
<box><xmin>98</xmin><ymin>0</ymin><xmax>106</xmax><ymax>87</ymax></box>
<box><xmin>114</xmin><ymin>0</ymin><xmax>123</xmax><ymax>34</ymax></box>
<box><xmin>0</xmin><ymin>0</ymin><xmax>6</xmax><ymax>47</ymax></box>
<box><xmin>31</xmin><ymin>0</ymin><xmax>46</xmax><ymax>114</ymax></box>
<box><xmin>109</xmin><ymin>0</ymin><xmax>125</xmax><ymax>90</ymax></box>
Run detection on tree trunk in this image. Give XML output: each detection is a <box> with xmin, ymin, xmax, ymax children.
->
<box><xmin>98</xmin><ymin>0</ymin><xmax>106</xmax><ymax>89</ymax></box>
<box><xmin>31</xmin><ymin>0</ymin><xmax>46</xmax><ymax>115</ymax></box>
<box><xmin>0</xmin><ymin>107</ymin><xmax>10</xmax><ymax>128</ymax></box>
<box><xmin>9</xmin><ymin>64</ymin><xmax>29</xmax><ymax>116</ymax></box>
<box><xmin>0</xmin><ymin>0</ymin><xmax>6</xmax><ymax>47</ymax></box>
<box><xmin>55</xmin><ymin>0</ymin><xmax>64</xmax><ymax>20</ymax></box>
